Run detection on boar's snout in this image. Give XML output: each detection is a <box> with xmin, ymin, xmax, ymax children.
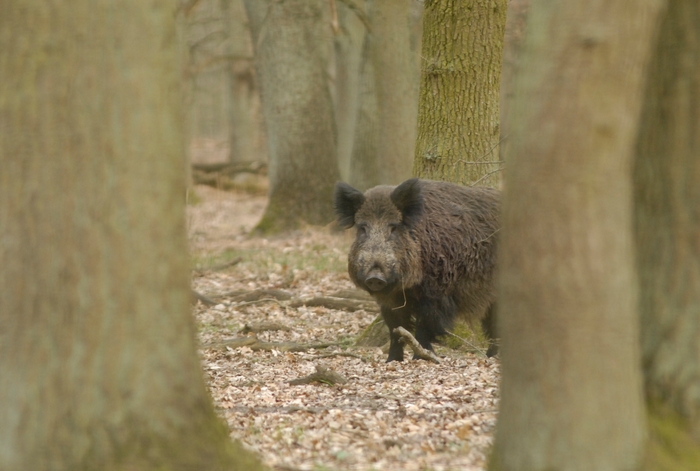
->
<box><xmin>365</xmin><ymin>268</ymin><xmax>387</xmax><ymax>292</ymax></box>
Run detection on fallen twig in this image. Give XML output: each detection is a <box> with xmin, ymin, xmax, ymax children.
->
<box><xmin>239</xmin><ymin>322</ymin><xmax>292</xmax><ymax>334</ymax></box>
<box><xmin>393</xmin><ymin>327</ymin><xmax>441</xmax><ymax>364</ymax></box>
<box><xmin>287</xmin><ymin>364</ymin><xmax>348</xmax><ymax>386</ymax></box>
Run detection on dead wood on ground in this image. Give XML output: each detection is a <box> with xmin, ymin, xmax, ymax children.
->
<box><xmin>394</xmin><ymin>327</ymin><xmax>442</xmax><ymax>364</ymax></box>
<box><xmin>287</xmin><ymin>364</ymin><xmax>348</xmax><ymax>386</ymax></box>
<box><xmin>201</xmin><ymin>336</ymin><xmax>338</xmax><ymax>353</ymax></box>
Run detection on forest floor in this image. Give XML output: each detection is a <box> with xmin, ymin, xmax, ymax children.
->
<box><xmin>188</xmin><ymin>184</ymin><xmax>500</xmax><ymax>471</ymax></box>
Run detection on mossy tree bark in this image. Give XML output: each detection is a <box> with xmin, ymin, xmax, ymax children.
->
<box><xmin>0</xmin><ymin>2</ymin><xmax>265</xmax><ymax>470</ymax></box>
<box><xmin>244</xmin><ymin>0</ymin><xmax>340</xmax><ymax>233</ymax></box>
<box><xmin>633</xmin><ymin>1</ymin><xmax>700</xmax><ymax>467</ymax></box>
<box><xmin>490</xmin><ymin>0</ymin><xmax>662</xmax><ymax>470</ymax></box>
<box><xmin>413</xmin><ymin>0</ymin><xmax>507</xmax><ymax>187</ymax></box>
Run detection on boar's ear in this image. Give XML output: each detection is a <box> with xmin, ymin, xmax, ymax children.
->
<box><xmin>334</xmin><ymin>182</ymin><xmax>365</xmax><ymax>229</ymax></box>
<box><xmin>390</xmin><ymin>178</ymin><xmax>423</xmax><ymax>227</ymax></box>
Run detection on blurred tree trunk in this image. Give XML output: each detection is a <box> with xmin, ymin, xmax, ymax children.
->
<box><xmin>334</xmin><ymin>0</ymin><xmax>367</xmax><ymax>182</ymax></box>
<box><xmin>413</xmin><ymin>0</ymin><xmax>507</xmax><ymax>187</ymax></box>
<box><xmin>244</xmin><ymin>0</ymin><xmax>340</xmax><ymax>233</ymax></box>
<box><xmin>223</xmin><ymin>0</ymin><xmax>267</xmax><ymax>166</ymax></box>
<box><xmin>633</xmin><ymin>1</ymin><xmax>700</xmax><ymax>466</ymax></box>
<box><xmin>491</xmin><ymin>1</ymin><xmax>661</xmax><ymax>470</ymax></box>
<box><xmin>0</xmin><ymin>2</ymin><xmax>264</xmax><ymax>471</ymax></box>
<box><xmin>348</xmin><ymin>0</ymin><xmax>419</xmax><ymax>191</ymax></box>
<box><xmin>348</xmin><ymin>30</ymin><xmax>380</xmax><ymax>191</ymax></box>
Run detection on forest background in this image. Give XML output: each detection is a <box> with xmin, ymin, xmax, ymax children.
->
<box><xmin>1</xmin><ymin>0</ymin><xmax>699</xmax><ymax>471</ymax></box>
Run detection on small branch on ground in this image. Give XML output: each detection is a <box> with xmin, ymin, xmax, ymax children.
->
<box><xmin>394</xmin><ymin>327</ymin><xmax>441</xmax><ymax>364</ymax></box>
<box><xmin>239</xmin><ymin>322</ymin><xmax>292</xmax><ymax>334</ymax></box>
<box><xmin>314</xmin><ymin>352</ymin><xmax>369</xmax><ymax>362</ymax></box>
<box><xmin>226</xmin><ymin>289</ymin><xmax>293</xmax><ymax>302</ymax></box>
<box><xmin>287</xmin><ymin>364</ymin><xmax>348</xmax><ymax>386</ymax></box>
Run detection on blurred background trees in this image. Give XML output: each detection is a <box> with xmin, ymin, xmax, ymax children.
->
<box><xmin>184</xmin><ymin>0</ymin><xmax>427</xmax><ymax>230</ymax></box>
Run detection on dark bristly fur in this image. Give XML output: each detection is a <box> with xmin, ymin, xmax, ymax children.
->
<box><xmin>334</xmin><ymin>178</ymin><xmax>500</xmax><ymax>362</ymax></box>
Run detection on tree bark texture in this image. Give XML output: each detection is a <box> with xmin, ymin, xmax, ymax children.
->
<box><xmin>224</xmin><ymin>0</ymin><xmax>268</xmax><ymax>165</ymax></box>
<box><xmin>346</xmin><ymin>0</ymin><xmax>419</xmax><ymax>191</ymax></box>
<box><xmin>499</xmin><ymin>0</ymin><xmax>529</xmax><ymax>163</ymax></box>
<box><xmin>0</xmin><ymin>2</ymin><xmax>264</xmax><ymax>470</ymax></box>
<box><xmin>244</xmin><ymin>0</ymin><xmax>340</xmax><ymax>233</ymax></box>
<box><xmin>491</xmin><ymin>1</ymin><xmax>662</xmax><ymax>470</ymax></box>
<box><xmin>633</xmin><ymin>1</ymin><xmax>700</xmax><ymax>466</ymax></box>
<box><xmin>413</xmin><ymin>0</ymin><xmax>507</xmax><ymax>187</ymax></box>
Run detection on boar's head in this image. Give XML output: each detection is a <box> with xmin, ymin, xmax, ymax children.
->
<box><xmin>334</xmin><ymin>178</ymin><xmax>424</xmax><ymax>300</ymax></box>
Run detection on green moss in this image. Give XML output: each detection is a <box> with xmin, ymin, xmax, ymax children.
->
<box><xmin>186</xmin><ymin>188</ymin><xmax>203</xmax><ymax>206</ymax></box>
<box><xmin>642</xmin><ymin>401</ymin><xmax>700</xmax><ymax>471</ymax></box>
<box><xmin>354</xmin><ymin>315</ymin><xmax>389</xmax><ymax>348</ymax></box>
<box><xmin>439</xmin><ymin>320</ymin><xmax>490</xmax><ymax>355</ymax></box>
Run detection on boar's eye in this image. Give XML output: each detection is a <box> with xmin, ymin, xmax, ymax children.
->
<box><xmin>356</xmin><ymin>223</ymin><xmax>368</xmax><ymax>236</ymax></box>
<box><xmin>389</xmin><ymin>223</ymin><xmax>400</xmax><ymax>234</ymax></box>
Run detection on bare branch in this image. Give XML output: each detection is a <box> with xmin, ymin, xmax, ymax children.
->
<box><xmin>393</xmin><ymin>327</ymin><xmax>441</xmax><ymax>363</ymax></box>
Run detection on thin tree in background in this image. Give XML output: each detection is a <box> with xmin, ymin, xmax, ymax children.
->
<box><xmin>347</xmin><ymin>0</ymin><xmax>420</xmax><ymax>191</ymax></box>
<box><xmin>0</xmin><ymin>2</ymin><xmax>264</xmax><ymax>470</ymax></box>
<box><xmin>634</xmin><ymin>1</ymin><xmax>700</xmax><ymax>466</ymax></box>
<box><xmin>223</xmin><ymin>0</ymin><xmax>267</xmax><ymax>166</ymax></box>
<box><xmin>491</xmin><ymin>0</ymin><xmax>661</xmax><ymax>469</ymax></box>
<box><xmin>244</xmin><ymin>0</ymin><xmax>340</xmax><ymax>233</ymax></box>
<box><xmin>413</xmin><ymin>0</ymin><xmax>507</xmax><ymax>186</ymax></box>
<box><xmin>334</xmin><ymin>0</ymin><xmax>367</xmax><ymax>182</ymax></box>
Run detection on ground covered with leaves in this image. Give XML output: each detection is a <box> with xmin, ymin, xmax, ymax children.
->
<box><xmin>188</xmin><ymin>185</ymin><xmax>500</xmax><ymax>471</ymax></box>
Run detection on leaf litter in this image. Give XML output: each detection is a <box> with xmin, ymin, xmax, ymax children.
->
<box><xmin>189</xmin><ymin>185</ymin><xmax>500</xmax><ymax>471</ymax></box>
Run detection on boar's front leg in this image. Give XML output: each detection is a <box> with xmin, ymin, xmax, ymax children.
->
<box><xmin>381</xmin><ymin>305</ymin><xmax>410</xmax><ymax>362</ymax></box>
<box><xmin>413</xmin><ymin>296</ymin><xmax>454</xmax><ymax>360</ymax></box>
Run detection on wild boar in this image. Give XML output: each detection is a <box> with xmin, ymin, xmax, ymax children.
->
<box><xmin>334</xmin><ymin>178</ymin><xmax>500</xmax><ymax>362</ymax></box>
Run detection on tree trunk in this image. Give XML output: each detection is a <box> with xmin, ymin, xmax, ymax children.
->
<box><xmin>413</xmin><ymin>0</ymin><xmax>507</xmax><ymax>187</ymax></box>
<box><xmin>348</xmin><ymin>31</ymin><xmax>381</xmax><ymax>191</ymax></box>
<box><xmin>347</xmin><ymin>0</ymin><xmax>419</xmax><ymax>190</ymax></box>
<box><xmin>244</xmin><ymin>0</ymin><xmax>340</xmax><ymax>233</ymax></box>
<box><xmin>334</xmin><ymin>0</ymin><xmax>367</xmax><ymax>182</ymax></box>
<box><xmin>369</xmin><ymin>0</ymin><xmax>419</xmax><ymax>185</ymax></box>
<box><xmin>491</xmin><ymin>1</ymin><xmax>662</xmax><ymax>470</ymax></box>
<box><xmin>0</xmin><ymin>2</ymin><xmax>264</xmax><ymax>470</ymax></box>
<box><xmin>633</xmin><ymin>1</ymin><xmax>700</xmax><ymax>466</ymax></box>
<box><xmin>223</xmin><ymin>0</ymin><xmax>267</xmax><ymax>165</ymax></box>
